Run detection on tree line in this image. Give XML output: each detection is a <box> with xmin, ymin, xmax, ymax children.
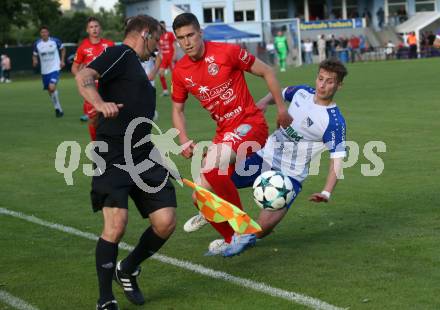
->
<box><xmin>0</xmin><ymin>0</ymin><xmax>126</xmax><ymax>46</ymax></box>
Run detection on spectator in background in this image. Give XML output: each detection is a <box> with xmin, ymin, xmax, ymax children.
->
<box><xmin>434</xmin><ymin>29</ymin><xmax>440</xmax><ymax>48</ymax></box>
<box><xmin>407</xmin><ymin>32</ymin><xmax>417</xmax><ymax>59</ymax></box>
<box><xmin>1</xmin><ymin>54</ymin><xmax>11</xmax><ymax>83</ymax></box>
<box><xmin>363</xmin><ymin>9</ymin><xmax>372</xmax><ymax>26</ymax></box>
<box><xmin>303</xmin><ymin>39</ymin><xmax>313</xmax><ymax>64</ymax></box>
<box><xmin>359</xmin><ymin>35</ymin><xmax>367</xmax><ymax>53</ymax></box>
<box><xmin>398</xmin><ymin>7</ymin><xmax>407</xmax><ymax>23</ymax></box>
<box><xmin>385</xmin><ymin>40</ymin><xmax>395</xmax><ymax>60</ymax></box>
<box><xmin>377</xmin><ymin>7</ymin><xmax>385</xmax><ymax>29</ymax></box>
<box><xmin>349</xmin><ymin>35</ymin><xmax>360</xmax><ymax>62</ymax></box>
<box><xmin>317</xmin><ymin>35</ymin><xmax>326</xmax><ymax>62</ymax></box>
<box><xmin>328</xmin><ymin>35</ymin><xmax>338</xmax><ymax>58</ymax></box>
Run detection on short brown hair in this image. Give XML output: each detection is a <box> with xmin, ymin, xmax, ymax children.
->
<box><xmin>86</xmin><ymin>16</ymin><xmax>100</xmax><ymax>26</ymax></box>
<box><xmin>318</xmin><ymin>59</ymin><xmax>348</xmax><ymax>83</ymax></box>
<box><xmin>172</xmin><ymin>13</ymin><xmax>200</xmax><ymax>32</ymax></box>
<box><xmin>124</xmin><ymin>15</ymin><xmax>161</xmax><ymax>38</ymax></box>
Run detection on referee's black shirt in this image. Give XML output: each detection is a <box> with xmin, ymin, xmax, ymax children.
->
<box><xmin>88</xmin><ymin>44</ymin><xmax>155</xmax><ymax>146</ymax></box>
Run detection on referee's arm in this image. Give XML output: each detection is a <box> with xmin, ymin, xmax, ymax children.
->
<box><xmin>75</xmin><ymin>68</ymin><xmax>123</xmax><ymax>118</ymax></box>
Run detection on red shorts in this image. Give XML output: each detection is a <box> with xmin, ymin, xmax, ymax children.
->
<box><xmin>160</xmin><ymin>55</ymin><xmax>174</xmax><ymax>70</ymax></box>
<box><xmin>83</xmin><ymin>81</ymin><xmax>98</xmax><ymax>118</ymax></box>
<box><xmin>212</xmin><ymin>120</ymin><xmax>269</xmax><ymax>157</ymax></box>
<box><xmin>84</xmin><ymin>101</ymin><xmax>96</xmax><ymax>118</ymax></box>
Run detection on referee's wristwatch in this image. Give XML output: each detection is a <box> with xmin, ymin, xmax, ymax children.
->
<box><xmin>321</xmin><ymin>191</ymin><xmax>331</xmax><ymax>200</ymax></box>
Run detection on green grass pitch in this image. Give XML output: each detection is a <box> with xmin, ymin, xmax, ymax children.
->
<box><xmin>0</xmin><ymin>58</ymin><xmax>439</xmax><ymax>309</ymax></box>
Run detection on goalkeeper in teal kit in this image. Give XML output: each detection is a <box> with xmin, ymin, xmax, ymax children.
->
<box><xmin>274</xmin><ymin>30</ymin><xmax>289</xmax><ymax>72</ymax></box>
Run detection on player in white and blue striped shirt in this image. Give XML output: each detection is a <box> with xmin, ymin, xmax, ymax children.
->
<box><xmin>32</xmin><ymin>26</ymin><xmax>66</xmax><ymax>117</ymax></box>
<box><xmin>225</xmin><ymin>59</ymin><xmax>348</xmax><ymax>256</ymax></box>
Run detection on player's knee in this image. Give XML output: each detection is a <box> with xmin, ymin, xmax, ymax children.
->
<box><xmin>153</xmin><ymin>216</ymin><xmax>176</xmax><ymax>239</ymax></box>
<box><xmin>103</xmin><ymin>222</ymin><xmax>126</xmax><ymax>242</ymax></box>
<box><xmin>48</xmin><ymin>84</ymin><xmax>56</xmax><ymax>92</ymax></box>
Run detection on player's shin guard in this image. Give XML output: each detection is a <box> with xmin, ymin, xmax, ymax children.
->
<box><xmin>159</xmin><ymin>75</ymin><xmax>167</xmax><ymax>91</ymax></box>
<box><xmin>203</xmin><ymin>168</ymin><xmax>243</xmax><ymax>243</ymax></box>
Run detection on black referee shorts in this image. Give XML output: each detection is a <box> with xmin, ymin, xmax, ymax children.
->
<box><xmin>90</xmin><ymin>144</ymin><xmax>177</xmax><ymax>218</ymax></box>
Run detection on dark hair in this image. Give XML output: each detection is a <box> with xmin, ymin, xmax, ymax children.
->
<box><xmin>39</xmin><ymin>25</ymin><xmax>49</xmax><ymax>31</ymax></box>
<box><xmin>172</xmin><ymin>13</ymin><xmax>200</xmax><ymax>32</ymax></box>
<box><xmin>86</xmin><ymin>16</ymin><xmax>100</xmax><ymax>26</ymax></box>
<box><xmin>124</xmin><ymin>15</ymin><xmax>161</xmax><ymax>38</ymax></box>
<box><xmin>319</xmin><ymin>59</ymin><xmax>348</xmax><ymax>83</ymax></box>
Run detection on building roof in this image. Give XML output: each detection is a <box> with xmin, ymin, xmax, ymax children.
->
<box><xmin>395</xmin><ymin>12</ymin><xmax>440</xmax><ymax>34</ymax></box>
<box><xmin>203</xmin><ymin>24</ymin><xmax>259</xmax><ymax>40</ymax></box>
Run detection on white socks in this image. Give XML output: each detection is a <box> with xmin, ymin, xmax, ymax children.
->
<box><xmin>50</xmin><ymin>90</ymin><xmax>63</xmax><ymax>111</ymax></box>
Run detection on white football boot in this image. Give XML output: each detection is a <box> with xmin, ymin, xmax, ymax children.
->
<box><xmin>183</xmin><ymin>213</ymin><xmax>208</xmax><ymax>233</ymax></box>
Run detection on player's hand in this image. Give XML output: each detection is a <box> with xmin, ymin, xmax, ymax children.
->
<box><xmin>181</xmin><ymin>140</ymin><xmax>195</xmax><ymax>159</ymax></box>
<box><xmin>95</xmin><ymin>101</ymin><xmax>123</xmax><ymax>119</ymax></box>
<box><xmin>32</xmin><ymin>60</ymin><xmax>38</xmax><ymax>68</ymax></box>
<box><xmin>277</xmin><ymin>109</ymin><xmax>293</xmax><ymax>129</ymax></box>
<box><xmin>308</xmin><ymin>193</ymin><xmax>329</xmax><ymax>203</ymax></box>
<box><xmin>60</xmin><ymin>61</ymin><xmax>65</xmax><ymax>69</ymax></box>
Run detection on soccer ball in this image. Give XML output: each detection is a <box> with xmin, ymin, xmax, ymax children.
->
<box><xmin>252</xmin><ymin>171</ymin><xmax>295</xmax><ymax>211</ymax></box>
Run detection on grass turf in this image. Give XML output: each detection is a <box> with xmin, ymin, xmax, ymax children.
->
<box><xmin>0</xmin><ymin>58</ymin><xmax>439</xmax><ymax>309</ymax></box>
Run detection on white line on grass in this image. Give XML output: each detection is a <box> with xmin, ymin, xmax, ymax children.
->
<box><xmin>0</xmin><ymin>290</ymin><xmax>39</xmax><ymax>310</ymax></box>
<box><xmin>0</xmin><ymin>207</ymin><xmax>346</xmax><ymax>310</ymax></box>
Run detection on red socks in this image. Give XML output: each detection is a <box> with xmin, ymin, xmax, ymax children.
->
<box><xmin>160</xmin><ymin>75</ymin><xmax>167</xmax><ymax>91</ymax></box>
<box><xmin>202</xmin><ymin>168</ymin><xmax>243</xmax><ymax>243</ymax></box>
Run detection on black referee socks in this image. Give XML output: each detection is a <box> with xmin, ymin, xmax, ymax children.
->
<box><xmin>96</xmin><ymin>237</ymin><xmax>118</xmax><ymax>304</ymax></box>
<box><xmin>120</xmin><ymin>226</ymin><xmax>166</xmax><ymax>274</ymax></box>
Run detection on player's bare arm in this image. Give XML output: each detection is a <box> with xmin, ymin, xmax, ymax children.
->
<box><xmin>71</xmin><ymin>62</ymin><xmax>85</xmax><ymax>76</ymax></box>
<box><xmin>32</xmin><ymin>54</ymin><xmax>39</xmax><ymax>68</ymax></box>
<box><xmin>249</xmin><ymin>58</ymin><xmax>292</xmax><ymax>128</ymax></box>
<box><xmin>255</xmin><ymin>92</ymin><xmax>275</xmax><ymax>112</ymax></box>
<box><xmin>149</xmin><ymin>54</ymin><xmax>162</xmax><ymax>80</ymax></box>
<box><xmin>60</xmin><ymin>47</ymin><xmax>66</xmax><ymax>68</ymax></box>
<box><xmin>75</xmin><ymin>67</ymin><xmax>123</xmax><ymax>118</ymax></box>
<box><xmin>172</xmin><ymin>100</ymin><xmax>195</xmax><ymax>158</ymax></box>
<box><xmin>309</xmin><ymin>157</ymin><xmax>342</xmax><ymax>203</ymax></box>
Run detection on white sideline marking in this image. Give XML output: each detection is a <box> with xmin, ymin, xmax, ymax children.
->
<box><xmin>0</xmin><ymin>207</ymin><xmax>346</xmax><ymax>310</ymax></box>
<box><xmin>0</xmin><ymin>290</ymin><xmax>39</xmax><ymax>310</ymax></box>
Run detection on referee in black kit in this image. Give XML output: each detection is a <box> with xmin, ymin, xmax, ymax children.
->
<box><xmin>75</xmin><ymin>15</ymin><xmax>176</xmax><ymax>310</ymax></box>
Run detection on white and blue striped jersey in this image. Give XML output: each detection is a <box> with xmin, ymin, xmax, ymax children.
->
<box><xmin>257</xmin><ymin>85</ymin><xmax>346</xmax><ymax>184</ymax></box>
<box><xmin>33</xmin><ymin>37</ymin><xmax>64</xmax><ymax>75</ymax></box>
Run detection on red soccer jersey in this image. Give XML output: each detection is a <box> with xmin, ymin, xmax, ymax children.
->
<box><xmin>172</xmin><ymin>41</ymin><xmax>265</xmax><ymax>130</ymax></box>
<box><xmin>159</xmin><ymin>32</ymin><xmax>176</xmax><ymax>56</ymax></box>
<box><xmin>74</xmin><ymin>38</ymin><xmax>115</xmax><ymax>65</ymax></box>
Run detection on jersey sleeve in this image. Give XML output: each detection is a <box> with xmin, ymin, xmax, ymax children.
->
<box><xmin>227</xmin><ymin>44</ymin><xmax>256</xmax><ymax>72</ymax></box>
<box><xmin>282</xmin><ymin>85</ymin><xmax>315</xmax><ymax>102</ymax></box>
<box><xmin>323</xmin><ymin>110</ymin><xmax>347</xmax><ymax>158</ymax></box>
<box><xmin>54</xmin><ymin>37</ymin><xmax>64</xmax><ymax>50</ymax></box>
<box><xmin>73</xmin><ymin>43</ymin><xmax>85</xmax><ymax>64</ymax></box>
<box><xmin>171</xmin><ymin>70</ymin><xmax>188</xmax><ymax>104</ymax></box>
<box><xmin>87</xmin><ymin>47</ymin><xmax>128</xmax><ymax>83</ymax></box>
